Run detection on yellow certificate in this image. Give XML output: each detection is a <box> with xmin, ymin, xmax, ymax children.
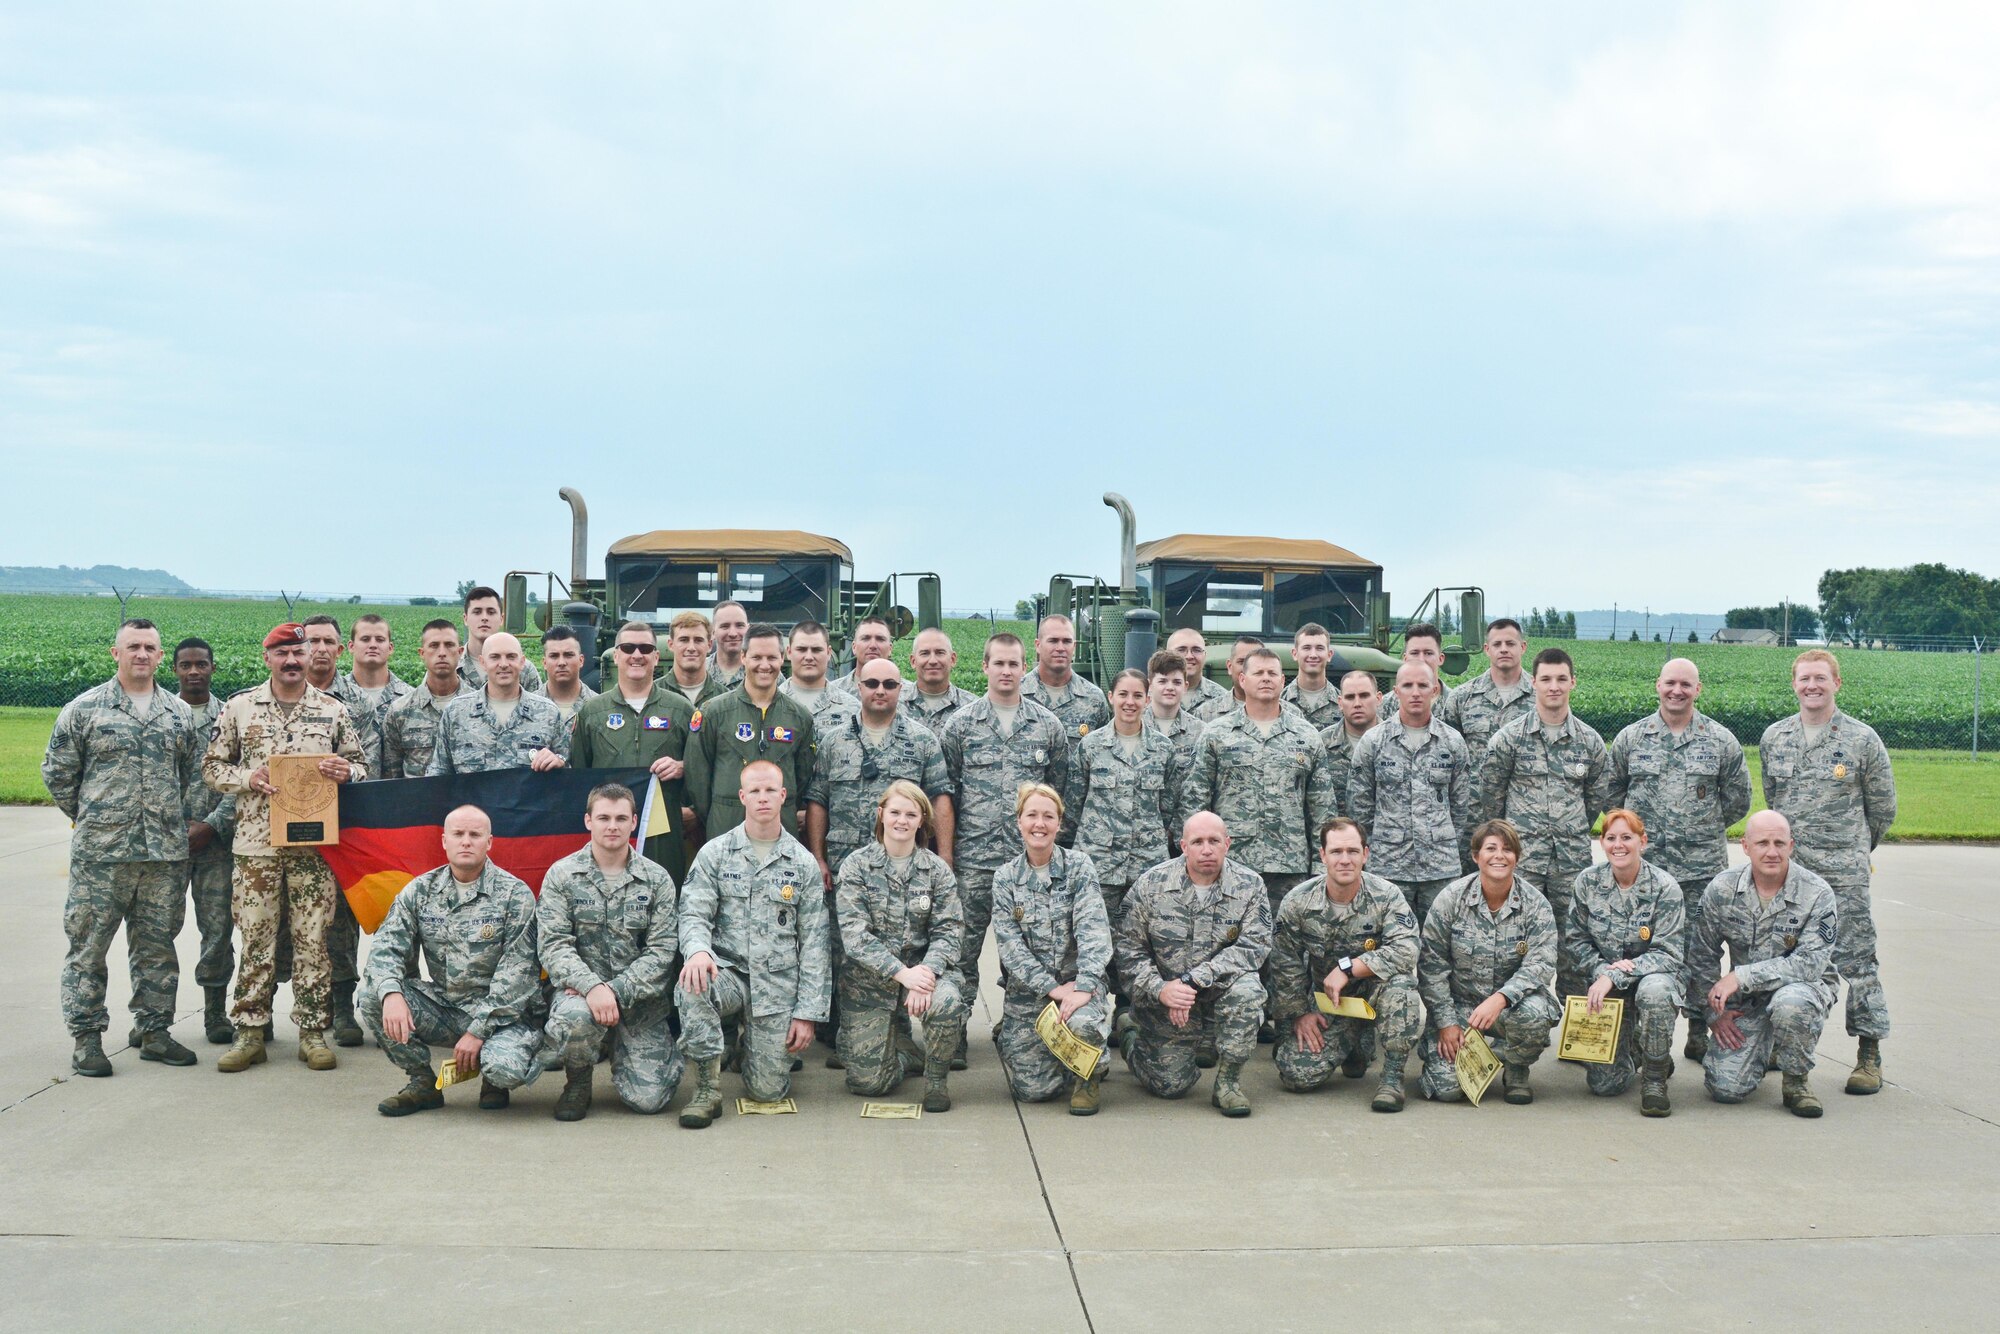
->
<box><xmin>435</xmin><ymin>1059</ymin><xmax>479</xmax><ymax>1090</ymax></box>
<box><xmin>1454</xmin><ymin>1027</ymin><xmax>1502</xmax><ymax>1106</ymax></box>
<box><xmin>1035</xmin><ymin>1002</ymin><xmax>1105</xmax><ymax>1081</ymax></box>
<box><xmin>1315</xmin><ymin>992</ymin><xmax>1377</xmax><ymax>1020</ymax></box>
<box><xmin>736</xmin><ymin>1097</ymin><xmax>799</xmax><ymax>1116</ymax></box>
<box><xmin>1558</xmin><ymin>995</ymin><xmax>1624</xmax><ymax>1064</ymax></box>
<box><xmin>860</xmin><ymin>1102</ymin><xmax>922</xmax><ymax>1119</ymax></box>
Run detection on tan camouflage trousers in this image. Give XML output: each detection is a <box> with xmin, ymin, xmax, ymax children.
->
<box><xmin>231</xmin><ymin>852</ymin><xmax>335</xmax><ymax>1031</ymax></box>
<box><xmin>61</xmin><ymin>859</ymin><xmax>187</xmax><ymax>1037</ymax></box>
<box><xmin>274</xmin><ymin>891</ymin><xmax>360</xmax><ymax>987</ymax></box>
<box><xmin>1275</xmin><ymin>974</ymin><xmax>1421</xmax><ymax>1092</ymax></box>
<box><xmin>1703</xmin><ymin>980</ymin><xmax>1832</xmax><ymax>1102</ymax></box>
<box><xmin>836</xmin><ymin>974</ymin><xmax>966</xmax><ymax>1095</ymax></box>
<box><xmin>187</xmin><ymin>845</ymin><xmax>235</xmax><ymax>989</ymax></box>
<box><xmin>1585</xmin><ymin>973</ymin><xmax>1682</xmax><ymax>1096</ymax></box>
<box><xmin>997</xmin><ymin>988</ymin><xmax>1109</xmax><ymax>1102</ymax></box>
<box><xmin>1126</xmin><ymin>974</ymin><xmax>1265</xmax><ymax>1097</ymax></box>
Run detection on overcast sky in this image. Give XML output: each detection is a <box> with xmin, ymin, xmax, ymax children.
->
<box><xmin>3</xmin><ymin>3</ymin><xmax>1996</xmax><ymax>614</ymax></box>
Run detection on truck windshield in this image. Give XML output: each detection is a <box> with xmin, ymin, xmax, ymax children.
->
<box><xmin>609</xmin><ymin>558</ymin><xmax>835</xmax><ymax>627</ymax></box>
<box><xmin>1156</xmin><ymin>565</ymin><xmax>1267</xmax><ymax>635</ymax></box>
<box><xmin>1273</xmin><ymin>567</ymin><xmax>1376</xmax><ymax>637</ymax></box>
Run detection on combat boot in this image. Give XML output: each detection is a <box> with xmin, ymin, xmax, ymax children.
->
<box><xmin>553</xmin><ymin>1065</ymin><xmax>592</xmax><ymax>1122</ymax></box>
<box><xmin>924</xmin><ymin>1062</ymin><xmax>953</xmax><ymax>1114</ymax></box>
<box><xmin>138</xmin><ymin>1030</ymin><xmax>198</xmax><ymax>1067</ymax></box>
<box><xmin>1845</xmin><ymin>1038</ymin><xmax>1883</xmax><ymax>1095</ymax></box>
<box><xmin>1640</xmin><ymin>1058</ymin><xmax>1672</xmax><ymax>1118</ymax></box>
<box><xmin>329</xmin><ymin>981</ymin><xmax>364</xmax><ymax>1048</ymax></box>
<box><xmin>894</xmin><ymin>1028</ymin><xmax>926</xmax><ymax>1085</ymax></box>
<box><xmin>1342</xmin><ymin>1049</ymin><xmax>1369</xmax><ymax>1080</ymax></box>
<box><xmin>1684</xmin><ymin>1024</ymin><xmax>1707</xmax><ymax>1062</ymax></box>
<box><xmin>203</xmin><ymin>987</ymin><xmax>231</xmax><ymax>1045</ymax></box>
<box><xmin>297</xmin><ymin>1030</ymin><xmax>337</xmax><ymax>1071</ymax></box>
<box><xmin>1783</xmin><ymin>1072</ymin><xmax>1823</xmax><ymax>1118</ymax></box>
<box><xmin>216</xmin><ymin>1027</ymin><xmax>267</xmax><ymax>1072</ymax></box>
<box><xmin>1069</xmin><ymin>1063</ymin><xmax>1104</xmax><ymax>1117</ymax></box>
<box><xmin>72</xmin><ymin>1033</ymin><xmax>113</xmax><ymax>1078</ymax></box>
<box><xmin>478</xmin><ymin>1078</ymin><xmax>509</xmax><ymax>1110</ymax></box>
<box><xmin>950</xmin><ymin>1030</ymin><xmax>969</xmax><ymax>1072</ymax></box>
<box><xmin>1502</xmin><ymin>1062</ymin><xmax>1534</xmax><ymax>1105</ymax></box>
<box><xmin>378</xmin><ymin>1073</ymin><xmax>443</xmax><ymax>1117</ymax></box>
<box><xmin>1371</xmin><ymin>1055</ymin><xmax>1407</xmax><ymax>1114</ymax></box>
<box><xmin>1211</xmin><ymin>1060</ymin><xmax>1252</xmax><ymax>1118</ymax></box>
<box><xmin>679</xmin><ymin>1056</ymin><xmax>724</xmax><ymax>1129</ymax></box>
<box><xmin>1195</xmin><ymin>1039</ymin><xmax>1217</xmax><ymax>1070</ymax></box>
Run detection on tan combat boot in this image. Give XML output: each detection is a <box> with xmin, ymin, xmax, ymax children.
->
<box><xmin>1845</xmin><ymin>1038</ymin><xmax>1882</xmax><ymax>1095</ymax></box>
<box><xmin>378</xmin><ymin>1072</ymin><xmax>444</xmax><ymax>1117</ymax></box>
<box><xmin>1782</xmin><ymin>1072</ymin><xmax>1824</xmax><ymax>1118</ymax></box>
<box><xmin>1502</xmin><ymin>1062</ymin><xmax>1534</xmax><ymax>1105</ymax></box>
<box><xmin>1371</xmin><ymin>1054</ymin><xmax>1407</xmax><ymax>1114</ymax></box>
<box><xmin>1068</xmin><ymin>1063</ymin><xmax>1104</xmax><ymax>1117</ymax></box>
<box><xmin>924</xmin><ymin>1062</ymin><xmax>953</xmax><ymax>1114</ymax></box>
<box><xmin>1211</xmin><ymin>1060</ymin><xmax>1251</xmax><ymax>1118</ymax></box>
<box><xmin>216</xmin><ymin>1027</ymin><xmax>267</xmax><ymax>1073</ymax></box>
<box><xmin>297</xmin><ymin>1030</ymin><xmax>338</xmax><ymax>1071</ymax></box>
<box><xmin>553</xmin><ymin>1065</ymin><xmax>592</xmax><ymax>1122</ymax></box>
<box><xmin>1640</xmin><ymin>1058</ymin><xmax>1672</xmax><ymax>1118</ymax></box>
<box><xmin>678</xmin><ymin>1056</ymin><xmax>724</xmax><ymax>1129</ymax></box>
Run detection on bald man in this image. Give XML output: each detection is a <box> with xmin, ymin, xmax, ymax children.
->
<box><xmin>1020</xmin><ymin>614</ymin><xmax>1111</xmax><ymax>744</ymax></box>
<box><xmin>1608</xmin><ymin>657</ymin><xmax>1752</xmax><ymax>1059</ymax></box>
<box><xmin>360</xmin><ymin>805</ymin><xmax>547</xmax><ymax>1115</ymax></box>
<box><xmin>426</xmin><ymin>633</ymin><xmax>571</xmax><ymax>775</ymax></box>
<box><xmin>1688</xmin><ymin>812</ymin><xmax>1840</xmax><ymax>1117</ymax></box>
<box><xmin>1169</xmin><ymin>628</ymin><xmax>1233</xmax><ymax>721</ymax></box>
<box><xmin>900</xmin><ymin>626</ymin><xmax>979</xmax><ymax>736</ymax></box>
<box><xmin>1113</xmin><ymin>813</ymin><xmax>1273</xmax><ymax>1117</ymax></box>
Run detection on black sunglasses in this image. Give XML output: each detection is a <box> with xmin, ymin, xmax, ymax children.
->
<box><xmin>615</xmin><ymin>643</ymin><xmax>658</xmax><ymax>655</ymax></box>
<box><xmin>858</xmin><ymin>677</ymin><xmax>900</xmax><ymax>689</ymax></box>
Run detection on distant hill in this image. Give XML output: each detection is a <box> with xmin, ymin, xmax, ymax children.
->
<box><xmin>0</xmin><ymin>564</ymin><xmax>194</xmax><ymax>594</ymax></box>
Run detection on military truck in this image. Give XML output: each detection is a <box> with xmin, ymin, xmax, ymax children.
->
<box><xmin>503</xmin><ymin>488</ymin><xmax>941</xmax><ymax>686</ymax></box>
<box><xmin>1041</xmin><ymin>493</ymin><xmax>1485</xmax><ymax>688</ymax></box>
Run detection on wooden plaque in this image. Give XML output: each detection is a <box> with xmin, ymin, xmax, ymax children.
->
<box><xmin>268</xmin><ymin>754</ymin><xmax>340</xmax><ymax>847</ymax></box>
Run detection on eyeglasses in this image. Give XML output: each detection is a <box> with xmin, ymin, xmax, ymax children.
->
<box><xmin>615</xmin><ymin>643</ymin><xmax>658</xmax><ymax>656</ymax></box>
<box><xmin>858</xmin><ymin>677</ymin><xmax>900</xmax><ymax>689</ymax></box>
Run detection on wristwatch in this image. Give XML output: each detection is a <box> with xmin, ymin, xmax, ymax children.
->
<box><xmin>1336</xmin><ymin>956</ymin><xmax>1354</xmax><ymax>976</ymax></box>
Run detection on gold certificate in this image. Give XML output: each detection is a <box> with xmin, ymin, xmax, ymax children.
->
<box><xmin>1558</xmin><ymin>995</ymin><xmax>1624</xmax><ymax>1064</ymax></box>
<box><xmin>860</xmin><ymin>1102</ymin><xmax>922</xmax><ymax>1119</ymax></box>
<box><xmin>735</xmin><ymin>1097</ymin><xmax>799</xmax><ymax>1116</ymax></box>
<box><xmin>1315</xmin><ymin>993</ymin><xmax>1377</xmax><ymax>1020</ymax></box>
<box><xmin>1035</xmin><ymin>1002</ymin><xmax>1105</xmax><ymax>1081</ymax></box>
<box><xmin>435</xmin><ymin>1059</ymin><xmax>479</xmax><ymax>1090</ymax></box>
<box><xmin>1455</xmin><ymin>1026</ymin><xmax>1502</xmax><ymax>1106</ymax></box>
<box><xmin>269</xmin><ymin>754</ymin><xmax>340</xmax><ymax>847</ymax></box>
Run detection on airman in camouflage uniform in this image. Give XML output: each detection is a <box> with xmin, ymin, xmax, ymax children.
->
<box><xmin>901</xmin><ymin>627</ymin><xmax>979</xmax><ymax>737</ymax></box>
<box><xmin>1690</xmin><ymin>812</ymin><xmax>1840</xmax><ymax>1115</ymax></box>
<box><xmin>1478</xmin><ymin>688</ymin><xmax>1611</xmax><ymax>1003</ymax></box>
<box><xmin>1315</xmin><ymin>669</ymin><xmax>1381</xmax><ymax>819</ymax></box>
<box><xmin>1278</xmin><ymin>623</ymin><xmax>1341</xmax><ymax>729</ymax></box>
<box><xmin>203</xmin><ymin>624</ymin><xmax>367</xmax><ymax>1071</ymax></box>
<box><xmin>426</xmin><ymin>691</ymin><xmax>571</xmax><ymax>775</ymax></box>
<box><xmin>835</xmin><ymin>841</ymin><xmax>966</xmax><ymax>1102</ymax></box>
<box><xmin>456</xmin><ymin>585</ymin><xmax>545</xmax><ymax>694</ymax></box>
<box><xmin>901</xmin><ymin>679</ymin><xmax>976</xmax><ymax>736</ymax></box>
<box><xmin>357</xmin><ymin>814</ymin><xmax>547</xmax><ymax>1115</ymax></box>
<box><xmin>1607</xmin><ymin>659</ymin><xmax>1752</xmax><ymax>1056</ymax></box>
<box><xmin>1021</xmin><ymin>613</ymin><xmax>1111</xmax><ymax>742</ymax></box>
<box><xmin>1416</xmin><ymin>870</ymin><xmax>1561</xmax><ymax>1103</ymax></box>
<box><xmin>1347</xmin><ymin>665</ymin><xmax>1473</xmax><ymax>923</ymax></box>
<box><xmin>705</xmin><ymin>600</ymin><xmax>750</xmax><ymax>692</ymax></box>
<box><xmin>808</xmin><ymin>702</ymin><xmax>953</xmax><ymax>881</ymax></box>
<box><xmin>674</xmin><ymin>786</ymin><xmax>832</xmax><ymax>1123</ymax></box>
<box><xmin>1563</xmin><ymin>850</ymin><xmax>1687</xmax><ymax>1111</ymax></box>
<box><xmin>43</xmin><ymin>621</ymin><xmax>204</xmax><ymax>1075</ymax></box>
<box><xmin>992</xmin><ymin>843</ymin><xmax>1114</xmax><ymax>1105</ymax></box>
<box><xmin>938</xmin><ymin>640</ymin><xmax>1072</xmax><ymax>1050</ymax></box>
<box><xmin>379</xmin><ymin>621</ymin><xmax>474</xmax><ymax>779</ymax></box>
<box><xmin>531</xmin><ymin>823</ymin><xmax>682</xmax><ymax>1119</ymax></box>
<box><xmin>1178</xmin><ymin>652</ymin><xmax>1338</xmax><ymax>920</ymax></box>
<box><xmin>1115</xmin><ymin>819</ymin><xmax>1272</xmax><ymax>1116</ymax></box>
<box><xmin>174</xmin><ymin>638</ymin><xmax>239</xmax><ymax>1044</ymax></box>
<box><xmin>1438</xmin><ymin>617</ymin><xmax>1534</xmax><ymax>762</ymax></box>
<box><xmin>827</xmin><ymin>613</ymin><xmax>898</xmax><ymax>700</ymax></box>
<box><xmin>1065</xmin><ymin>718</ymin><xmax>1185</xmax><ymax>931</ymax></box>
<box><xmin>1270</xmin><ymin>835</ymin><xmax>1421</xmax><ymax>1110</ymax></box>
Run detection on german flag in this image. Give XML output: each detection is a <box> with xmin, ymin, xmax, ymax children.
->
<box><xmin>320</xmin><ymin>768</ymin><xmax>658</xmax><ymax>932</ymax></box>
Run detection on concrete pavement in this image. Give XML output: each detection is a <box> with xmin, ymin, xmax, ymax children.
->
<box><xmin>1</xmin><ymin>804</ymin><xmax>1995</xmax><ymax>1330</ymax></box>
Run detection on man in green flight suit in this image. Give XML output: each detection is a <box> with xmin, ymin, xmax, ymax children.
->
<box><xmin>685</xmin><ymin>623</ymin><xmax>817</xmax><ymax>841</ymax></box>
<box><xmin>568</xmin><ymin>620</ymin><xmax>696</xmax><ymax>880</ymax></box>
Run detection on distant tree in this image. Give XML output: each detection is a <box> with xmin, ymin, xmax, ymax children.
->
<box><xmin>1628</xmin><ymin>630</ymin><xmax>1640</xmax><ymax>642</ymax></box>
<box><xmin>1652</xmin><ymin>632</ymin><xmax>1662</xmax><ymax>642</ymax></box>
<box><xmin>1014</xmin><ymin>599</ymin><xmax>1036</xmax><ymax>619</ymax></box>
<box><xmin>1819</xmin><ymin>563</ymin><xmax>1999</xmax><ymax>645</ymax></box>
<box><xmin>455</xmin><ymin>579</ymin><xmax>478</xmax><ymax>602</ymax></box>
<box><xmin>410</xmin><ymin>597</ymin><xmax>439</xmax><ymax>607</ymax></box>
<box><xmin>1562</xmin><ymin>611</ymin><xmax>1577</xmax><ymax>638</ymax></box>
<box><xmin>1726</xmin><ymin>604</ymin><xmax>1822</xmax><ymax>643</ymax></box>
<box><xmin>347</xmin><ymin>595</ymin><xmax>361</xmax><ymax>604</ymax></box>
<box><xmin>1687</xmin><ymin>630</ymin><xmax>1698</xmax><ymax>643</ymax></box>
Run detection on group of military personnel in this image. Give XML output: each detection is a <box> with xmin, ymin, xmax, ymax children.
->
<box><xmin>44</xmin><ymin>588</ymin><xmax>1897</xmax><ymax>1122</ymax></box>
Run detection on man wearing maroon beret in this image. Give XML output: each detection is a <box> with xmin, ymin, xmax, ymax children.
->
<box><xmin>201</xmin><ymin>623</ymin><xmax>367</xmax><ymax>1073</ymax></box>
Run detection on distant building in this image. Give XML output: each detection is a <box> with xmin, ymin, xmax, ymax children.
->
<box><xmin>1710</xmin><ymin>628</ymin><xmax>1781</xmax><ymax>646</ymax></box>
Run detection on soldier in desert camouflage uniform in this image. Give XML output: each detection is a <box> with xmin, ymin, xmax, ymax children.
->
<box><xmin>1606</xmin><ymin>657</ymin><xmax>1750</xmax><ymax>1061</ymax></box>
<box><xmin>359</xmin><ymin>805</ymin><xmax>548</xmax><ymax>1116</ymax></box>
<box><xmin>1114</xmin><ymin>813</ymin><xmax>1271</xmax><ymax>1117</ymax></box>
<box><xmin>674</xmin><ymin>761</ymin><xmax>832</xmax><ymax>1128</ymax></box>
<box><xmin>1416</xmin><ymin>819</ymin><xmax>1561</xmax><ymax>1105</ymax></box>
<box><xmin>43</xmin><ymin>619</ymin><xmax>203</xmax><ymax>1076</ymax></box>
<box><xmin>1270</xmin><ymin>819</ymin><xmax>1421</xmax><ymax>1112</ymax></box>
<box><xmin>992</xmin><ymin>785</ymin><xmax>1114</xmax><ymax>1113</ymax></box>
<box><xmin>834</xmin><ymin>782</ymin><xmax>967</xmax><ymax>1113</ymax></box>
<box><xmin>1759</xmin><ymin>649</ymin><xmax>1896</xmax><ymax>1096</ymax></box>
